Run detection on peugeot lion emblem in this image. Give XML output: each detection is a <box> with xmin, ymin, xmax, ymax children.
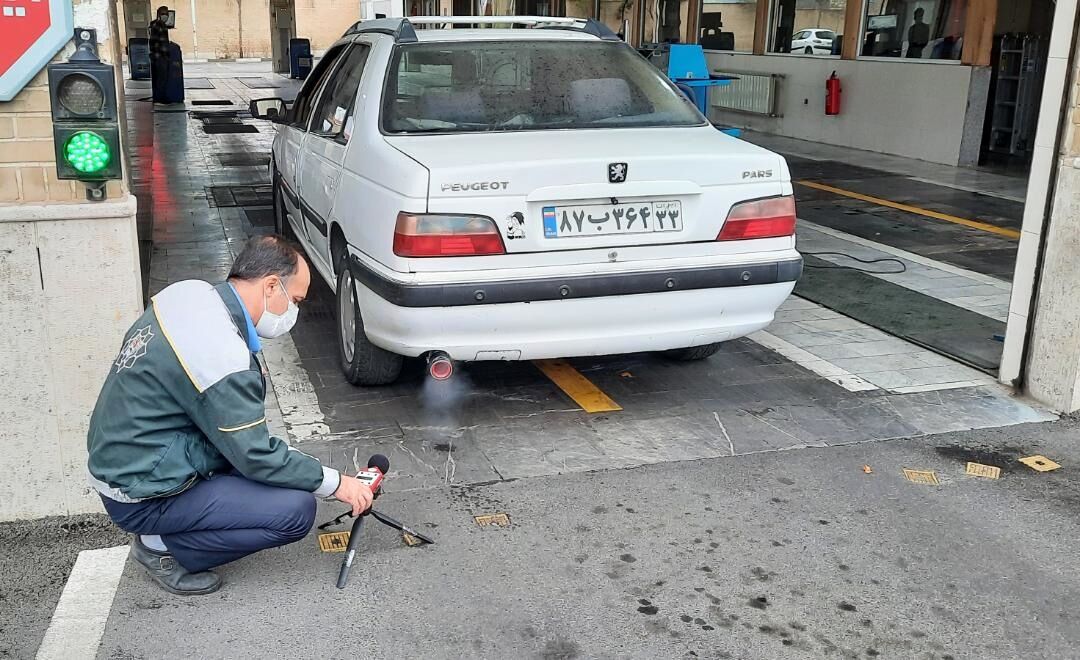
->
<box><xmin>608</xmin><ymin>162</ymin><xmax>628</xmax><ymax>184</ymax></box>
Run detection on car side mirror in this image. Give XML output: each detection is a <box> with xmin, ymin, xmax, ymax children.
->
<box><xmin>250</xmin><ymin>97</ymin><xmax>287</xmax><ymax>122</ymax></box>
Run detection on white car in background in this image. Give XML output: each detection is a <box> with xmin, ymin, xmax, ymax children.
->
<box><xmin>791</xmin><ymin>28</ymin><xmax>835</xmax><ymax>54</ymax></box>
<box><xmin>252</xmin><ymin>16</ymin><xmax>801</xmax><ymax>385</ymax></box>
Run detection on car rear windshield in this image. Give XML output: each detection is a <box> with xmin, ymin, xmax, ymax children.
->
<box><xmin>381</xmin><ymin>40</ymin><xmax>706</xmax><ymax>134</ymax></box>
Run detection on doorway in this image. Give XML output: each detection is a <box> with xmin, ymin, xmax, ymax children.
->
<box><xmin>270</xmin><ymin>0</ymin><xmax>297</xmax><ymax>75</ymax></box>
<box><xmin>123</xmin><ymin>0</ymin><xmax>152</xmax><ymax>42</ymax></box>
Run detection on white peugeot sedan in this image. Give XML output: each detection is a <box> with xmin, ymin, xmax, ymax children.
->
<box><xmin>252</xmin><ymin>16</ymin><xmax>801</xmax><ymax>385</ymax></box>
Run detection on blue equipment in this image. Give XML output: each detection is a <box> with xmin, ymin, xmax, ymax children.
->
<box><xmin>289</xmin><ymin>38</ymin><xmax>312</xmax><ymax>80</ymax></box>
<box><xmin>128</xmin><ymin>38</ymin><xmax>151</xmax><ymax>80</ymax></box>
<box><xmin>162</xmin><ymin>43</ymin><xmax>185</xmax><ymax>104</ymax></box>
<box><xmin>647</xmin><ymin>44</ymin><xmax>741</xmax><ymax>137</ymax></box>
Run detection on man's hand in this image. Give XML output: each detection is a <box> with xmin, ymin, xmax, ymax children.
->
<box><xmin>333</xmin><ymin>475</ymin><xmax>374</xmax><ymax>516</ymax></box>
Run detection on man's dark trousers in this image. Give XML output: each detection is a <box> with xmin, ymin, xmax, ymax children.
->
<box><xmin>150</xmin><ymin>54</ymin><xmax>169</xmax><ymax>103</ymax></box>
<box><xmin>101</xmin><ymin>474</ymin><xmax>316</xmax><ymax>572</ymax></box>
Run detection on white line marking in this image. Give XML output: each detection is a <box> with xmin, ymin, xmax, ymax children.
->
<box><xmin>713</xmin><ymin>412</ymin><xmax>735</xmax><ymax>456</ymax></box>
<box><xmin>36</xmin><ymin>545</ymin><xmax>129</xmax><ymax>660</ymax></box>
<box><xmin>260</xmin><ymin>332</ymin><xmax>329</xmax><ymax>441</ymax></box>
<box><xmin>750</xmin><ymin>330</ymin><xmax>879</xmax><ymax>393</ymax></box>
<box><xmin>798</xmin><ymin>219</ymin><xmax>1012</xmax><ymax>288</ymax></box>
<box><xmin>906</xmin><ymin>176</ymin><xmax>1026</xmax><ymax>204</ymax></box>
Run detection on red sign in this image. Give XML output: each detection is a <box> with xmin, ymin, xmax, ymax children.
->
<box><xmin>0</xmin><ymin>0</ymin><xmax>73</xmax><ymax>102</ymax></box>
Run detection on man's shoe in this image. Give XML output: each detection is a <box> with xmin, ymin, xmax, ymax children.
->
<box><xmin>130</xmin><ymin>535</ymin><xmax>222</xmax><ymax>596</ymax></box>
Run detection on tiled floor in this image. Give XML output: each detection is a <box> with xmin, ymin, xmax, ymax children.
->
<box><xmin>751</xmin><ymin>297</ymin><xmax>998</xmax><ymax>395</ymax></box>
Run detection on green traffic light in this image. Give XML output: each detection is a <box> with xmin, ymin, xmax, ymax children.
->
<box><xmin>63</xmin><ymin>131</ymin><xmax>112</xmax><ymax>174</ymax></box>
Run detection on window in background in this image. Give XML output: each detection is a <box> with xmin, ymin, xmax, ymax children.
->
<box><xmin>599</xmin><ymin>0</ymin><xmax>635</xmax><ymax>40</ymax></box>
<box><xmin>700</xmin><ymin>0</ymin><xmax>757</xmax><ymax>51</ymax></box>
<box><xmin>862</xmin><ymin>0</ymin><xmax>966</xmax><ymax>60</ymax></box>
<box><xmin>769</xmin><ymin>0</ymin><xmax>846</xmax><ymax>55</ymax></box>
<box><xmin>475</xmin><ymin>0</ymin><xmax>518</xmax><ymax>16</ymax></box>
<box><xmin>641</xmin><ymin>0</ymin><xmax>693</xmax><ymax>44</ymax></box>
<box><xmin>563</xmin><ymin>0</ymin><xmax>594</xmax><ymax>21</ymax></box>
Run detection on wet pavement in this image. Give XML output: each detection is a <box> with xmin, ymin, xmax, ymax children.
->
<box><xmin>94</xmin><ymin>418</ymin><xmax>1080</xmax><ymax>660</ymax></box>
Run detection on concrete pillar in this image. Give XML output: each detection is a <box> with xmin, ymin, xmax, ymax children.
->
<box><xmin>0</xmin><ymin>0</ymin><xmax>142</xmax><ymax>520</ymax></box>
<box><xmin>1002</xmin><ymin>3</ymin><xmax>1080</xmax><ymax>413</ymax></box>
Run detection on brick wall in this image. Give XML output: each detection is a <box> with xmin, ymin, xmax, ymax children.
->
<box><xmin>295</xmin><ymin>0</ymin><xmax>360</xmax><ymax>53</ymax></box>
<box><xmin>118</xmin><ymin>0</ymin><xmax>276</xmax><ymax>60</ymax></box>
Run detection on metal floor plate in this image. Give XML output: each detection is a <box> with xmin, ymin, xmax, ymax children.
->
<box><xmin>206</xmin><ymin>185</ymin><xmax>273</xmax><ymax>208</ymax></box>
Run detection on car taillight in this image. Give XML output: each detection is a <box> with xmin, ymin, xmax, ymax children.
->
<box><xmin>393</xmin><ymin>213</ymin><xmax>506</xmax><ymax>257</ymax></box>
<box><xmin>717</xmin><ymin>196</ymin><xmax>797</xmax><ymax>241</ymax></box>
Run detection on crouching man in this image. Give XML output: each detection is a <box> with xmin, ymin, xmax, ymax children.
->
<box><xmin>87</xmin><ymin>236</ymin><xmax>372</xmax><ymax>595</ymax></box>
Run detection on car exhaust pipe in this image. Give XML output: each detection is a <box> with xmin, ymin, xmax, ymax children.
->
<box><xmin>426</xmin><ymin>351</ymin><xmax>454</xmax><ymax>381</ymax></box>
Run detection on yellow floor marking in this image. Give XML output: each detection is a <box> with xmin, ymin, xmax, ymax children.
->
<box><xmin>796</xmin><ymin>180</ymin><xmax>1022</xmax><ymax>240</ymax></box>
<box><xmin>1019</xmin><ymin>455</ymin><xmax>1062</xmax><ymax>472</ymax></box>
<box><xmin>318</xmin><ymin>532</ymin><xmax>350</xmax><ymax>552</ymax></box>
<box><xmin>966</xmin><ymin>462</ymin><xmax>1002</xmax><ymax>479</ymax></box>
<box><xmin>902</xmin><ymin>468</ymin><xmax>940</xmax><ymax>485</ymax></box>
<box><xmin>534</xmin><ymin>359</ymin><xmax>622</xmax><ymax>413</ymax></box>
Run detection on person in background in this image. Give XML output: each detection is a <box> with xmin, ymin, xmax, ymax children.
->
<box><xmin>907</xmin><ymin>8</ymin><xmax>931</xmax><ymax>59</ymax></box>
<box><xmin>148</xmin><ymin>6</ymin><xmax>171</xmax><ymax>103</ymax></box>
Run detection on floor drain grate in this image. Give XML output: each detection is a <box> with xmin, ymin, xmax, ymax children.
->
<box><xmin>244</xmin><ymin>207</ymin><xmax>275</xmax><ymax>228</ymax></box>
<box><xmin>217</xmin><ymin>152</ymin><xmax>270</xmax><ymax>167</ymax></box>
<box><xmin>206</xmin><ymin>186</ymin><xmax>273</xmax><ymax>208</ymax></box>
<box><xmin>202</xmin><ymin>123</ymin><xmax>259</xmax><ymax>134</ymax></box>
<box><xmin>191</xmin><ymin>99</ymin><xmax>233</xmax><ymax>106</ymax></box>
<box><xmin>237</xmin><ymin>77</ymin><xmax>281</xmax><ymax>89</ymax></box>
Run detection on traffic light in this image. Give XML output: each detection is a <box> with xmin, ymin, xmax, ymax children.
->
<box><xmin>47</xmin><ymin>28</ymin><xmax>121</xmax><ymax>200</ymax></box>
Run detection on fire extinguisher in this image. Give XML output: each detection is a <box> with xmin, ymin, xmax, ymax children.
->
<box><xmin>825</xmin><ymin>71</ymin><xmax>841</xmax><ymax>116</ymax></box>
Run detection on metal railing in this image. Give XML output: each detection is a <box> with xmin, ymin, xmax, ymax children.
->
<box><xmin>709</xmin><ymin>71</ymin><xmax>783</xmax><ymax>117</ymax></box>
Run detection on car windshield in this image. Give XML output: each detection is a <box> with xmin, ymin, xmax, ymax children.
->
<box><xmin>381</xmin><ymin>40</ymin><xmax>706</xmax><ymax>134</ymax></box>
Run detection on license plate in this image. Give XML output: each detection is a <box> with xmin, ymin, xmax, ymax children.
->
<box><xmin>542</xmin><ymin>201</ymin><xmax>683</xmax><ymax>238</ymax></box>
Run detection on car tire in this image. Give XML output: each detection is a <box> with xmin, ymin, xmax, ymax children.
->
<box><xmin>662</xmin><ymin>343</ymin><xmax>723</xmax><ymax>361</ymax></box>
<box><xmin>336</xmin><ymin>264</ymin><xmax>403</xmax><ymax>386</ymax></box>
<box><xmin>804</xmin><ymin>46</ymin><xmax>814</xmax><ymax>54</ymax></box>
<box><xmin>272</xmin><ymin>170</ymin><xmax>297</xmax><ymax>240</ymax></box>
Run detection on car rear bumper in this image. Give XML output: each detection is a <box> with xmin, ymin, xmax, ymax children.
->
<box><xmin>348</xmin><ymin>254</ymin><xmax>802</xmax><ymax>307</ymax></box>
<box><xmin>350</xmin><ymin>256</ymin><xmax>801</xmax><ymax>361</ymax></box>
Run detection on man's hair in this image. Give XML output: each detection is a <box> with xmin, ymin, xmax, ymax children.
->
<box><xmin>157</xmin><ymin>5</ymin><xmax>169</xmax><ymax>13</ymax></box>
<box><xmin>228</xmin><ymin>235</ymin><xmax>301</xmax><ymax>282</ymax></box>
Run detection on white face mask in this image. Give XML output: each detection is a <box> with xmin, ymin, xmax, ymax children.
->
<box><xmin>255</xmin><ymin>280</ymin><xmax>298</xmax><ymax>339</ymax></box>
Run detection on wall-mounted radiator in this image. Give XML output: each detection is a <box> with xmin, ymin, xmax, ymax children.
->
<box><xmin>709</xmin><ymin>71</ymin><xmax>783</xmax><ymax>117</ymax></box>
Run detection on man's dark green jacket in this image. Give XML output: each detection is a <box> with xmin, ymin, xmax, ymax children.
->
<box><xmin>87</xmin><ymin>280</ymin><xmax>339</xmax><ymax>502</ymax></box>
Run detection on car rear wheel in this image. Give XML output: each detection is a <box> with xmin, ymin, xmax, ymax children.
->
<box><xmin>804</xmin><ymin>46</ymin><xmax>814</xmax><ymax>54</ymax></box>
<box><xmin>662</xmin><ymin>343</ymin><xmax>723</xmax><ymax>361</ymax></box>
<box><xmin>336</xmin><ymin>265</ymin><xmax>403</xmax><ymax>386</ymax></box>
